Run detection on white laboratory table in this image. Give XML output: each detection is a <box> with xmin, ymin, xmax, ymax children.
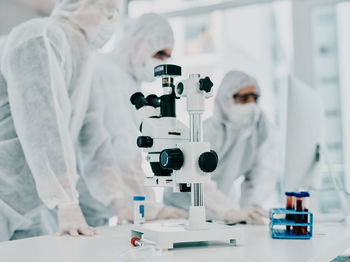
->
<box><xmin>1</xmin><ymin>222</ymin><xmax>350</xmax><ymax>262</ymax></box>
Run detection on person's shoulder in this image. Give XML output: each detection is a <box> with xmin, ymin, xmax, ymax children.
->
<box><xmin>256</xmin><ymin>111</ymin><xmax>275</xmax><ymax>144</ymax></box>
<box><xmin>92</xmin><ymin>55</ymin><xmax>136</xmax><ymax>91</ymax></box>
<box><xmin>6</xmin><ymin>18</ymin><xmax>66</xmax><ymax>51</ymax></box>
<box><xmin>93</xmin><ymin>55</ymin><xmax>117</xmax><ymax>72</ymax></box>
<box><xmin>110</xmin><ymin>61</ymin><xmax>135</xmax><ymax>85</ymax></box>
<box><xmin>204</xmin><ymin>117</ymin><xmax>219</xmax><ymax>128</ymax></box>
<box><xmin>204</xmin><ymin>117</ymin><xmax>224</xmax><ymax>137</ymax></box>
<box><xmin>92</xmin><ymin>55</ymin><xmax>125</xmax><ymax>79</ymax></box>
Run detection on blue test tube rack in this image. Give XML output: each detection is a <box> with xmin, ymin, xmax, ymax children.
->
<box><xmin>269</xmin><ymin>208</ymin><xmax>313</xmax><ymax>239</ymax></box>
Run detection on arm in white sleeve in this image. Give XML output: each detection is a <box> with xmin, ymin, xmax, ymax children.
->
<box><xmin>240</xmin><ymin>126</ymin><xmax>278</xmax><ymax>208</ymax></box>
<box><xmin>3</xmin><ymin>36</ymin><xmax>79</xmax><ymax>209</ymax></box>
<box><xmin>202</xmin><ymin>119</ymin><xmax>239</xmax><ymax>219</ymax></box>
<box><xmin>77</xmin><ymin>77</ymin><xmax>124</xmax><ymax>206</ymax></box>
<box><xmin>204</xmin><ymin>179</ymin><xmax>239</xmax><ymax>220</ymax></box>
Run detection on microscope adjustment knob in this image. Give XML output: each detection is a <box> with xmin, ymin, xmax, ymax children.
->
<box><xmin>198</xmin><ymin>150</ymin><xmax>218</xmax><ymax>173</ymax></box>
<box><xmin>177</xmin><ymin>82</ymin><xmax>184</xmax><ymax>95</ymax></box>
<box><xmin>160</xmin><ymin>148</ymin><xmax>184</xmax><ymax>170</ymax></box>
<box><xmin>199</xmin><ymin>77</ymin><xmax>213</xmax><ymax>93</ymax></box>
<box><xmin>137</xmin><ymin>136</ymin><xmax>153</xmax><ymax>148</ymax></box>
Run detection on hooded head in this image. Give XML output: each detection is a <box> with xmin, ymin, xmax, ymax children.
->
<box><xmin>51</xmin><ymin>0</ymin><xmax>120</xmax><ymax>48</ymax></box>
<box><xmin>214</xmin><ymin>70</ymin><xmax>261</xmax><ymax>128</ymax></box>
<box><xmin>112</xmin><ymin>13</ymin><xmax>174</xmax><ymax>81</ymax></box>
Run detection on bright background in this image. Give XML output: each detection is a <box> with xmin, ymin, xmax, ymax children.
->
<box><xmin>1</xmin><ymin>0</ymin><xmax>350</xmax><ymax>213</ymax></box>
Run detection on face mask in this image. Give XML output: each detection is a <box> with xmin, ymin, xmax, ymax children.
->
<box><xmin>140</xmin><ymin>58</ymin><xmax>162</xmax><ymax>82</ymax></box>
<box><xmin>228</xmin><ymin>103</ymin><xmax>260</xmax><ymax>128</ymax></box>
<box><xmin>85</xmin><ymin>18</ymin><xmax>115</xmax><ymax>49</ymax></box>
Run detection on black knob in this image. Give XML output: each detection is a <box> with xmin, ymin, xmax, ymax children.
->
<box><xmin>137</xmin><ymin>136</ymin><xmax>153</xmax><ymax>148</ymax></box>
<box><xmin>177</xmin><ymin>82</ymin><xmax>184</xmax><ymax>95</ymax></box>
<box><xmin>160</xmin><ymin>148</ymin><xmax>184</xmax><ymax>170</ymax></box>
<box><xmin>198</xmin><ymin>150</ymin><xmax>218</xmax><ymax>173</ymax></box>
<box><xmin>199</xmin><ymin>77</ymin><xmax>213</xmax><ymax>93</ymax></box>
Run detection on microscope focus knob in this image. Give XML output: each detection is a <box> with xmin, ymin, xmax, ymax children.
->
<box><xmin>199</xmin><ymin>77</ymin><xmax>213</xmax><ymax>93</ymax></box>
<box><xmin>160</xmin><ymin>148</ymin><xmax>184</xmax><ymax>170</ymax></box>
<box><xmin>198</xmin><ymin>150</ymin><xmax>218</xmax><ymax>173</ymax></box>
<box><xmin>176</xmin><ymin>82</ymin><xmax>184</xmax><ymax>95</ymax></box>
<box><xmin>137</xmin><ymin>136</ymin><xmax>153</xmax><ymax>148</ymax></box>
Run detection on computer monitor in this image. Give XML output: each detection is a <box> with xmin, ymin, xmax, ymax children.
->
<box><xmin>284</xmin><ymin>77</ymin><xmax>350</xmax><ymax>219</ymax></box>
<box><xmin>284</xmin><ymin>76</ymin><xmax>325</xmax><ymax>192</ymax></box>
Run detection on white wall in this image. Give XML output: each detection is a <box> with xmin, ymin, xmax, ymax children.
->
<box><xmin>337</xmin><ymin>2</ymin><xmax>350</xmax><ymax>192</ymax></box>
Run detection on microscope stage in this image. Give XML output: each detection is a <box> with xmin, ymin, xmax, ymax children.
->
<box><xmin>131</xmin><ymin>222</ymin><xmax>237</xmax><ymax>250</ymax></box>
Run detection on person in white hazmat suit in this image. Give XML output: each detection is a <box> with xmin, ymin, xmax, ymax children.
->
<box><xmin>0</xmin><ymin>0</ymin><xmax>130</xmax><ymax>241</ymax></box>
<box><xmin>82</xmin><ymin>13</ymin><xmax>188</xmax><ymax>227</ymax></box>
<box><xmin>164</xmin><ymin>70</ymin><xmax>277</xmax><ymax>224</ymax></box>
<box><xmin>0</xmin><ymin>36</ymin><xmax>6</xmax><ymax>58</ymax></box>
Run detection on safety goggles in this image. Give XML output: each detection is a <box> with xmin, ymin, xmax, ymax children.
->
<box><xmin>155</xmin><ymin>50</ymin><xmax>172</xmax><ymax>60</ymax></box>
<box><xmin>233</xmin><ymin>93</ymin><xmax>260</xmax><ymax>103</ymax></box>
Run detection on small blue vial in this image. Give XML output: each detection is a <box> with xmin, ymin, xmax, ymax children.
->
<box><xmin>133</xmin><ymin>196</ymin><xmax>145</xmax><ymax>225</ymax></box>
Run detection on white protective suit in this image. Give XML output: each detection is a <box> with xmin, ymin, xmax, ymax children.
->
<box><xmin>164</xmin><ymin>71</ymin><xmax>277</xmax><ymax>221</ymax></box>
<box><xmin>82</xmin><ymin>13</ymin><xmax>179</xmax><ymax>225</ymax></box>
<box><xmin>0</xmin><ymin>36</ymin><xmax>6</xmax><ymax>58</ymax></box>
<box><xmin>0</xmin><ymin>0</ymin><xmax>123</xmax><ymax>241</ymax></box>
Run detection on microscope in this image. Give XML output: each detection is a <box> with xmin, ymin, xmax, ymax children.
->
<box><xmin>130</xmin><ymin>64</ymin><xmax>237</xmax><ymax>249</ymax></box>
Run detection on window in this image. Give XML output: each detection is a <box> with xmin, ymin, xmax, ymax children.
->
<box><xmin>310</xmin><ymin>2</ymin><xmax>350</xmax><ymax>212</ymax></box>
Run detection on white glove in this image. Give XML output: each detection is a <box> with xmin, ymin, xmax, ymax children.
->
<box><xmin>151</xmin><ymin>206</ymin><xmax>189</xmax><ymax>221</ymax></box>
<box><xmin>224</xmin><ymin>207</ymin><xmax>268</xmax><ymax>225</ymax></box>
<box><xmin>56</xmin><ymin>203</ymin><xmax>98</xmax><ymax>237</ymax></box>
<box><xmin>113</xmin><ymin>199</ymin><xmax>133</xmax><ymax>225</ymax></box>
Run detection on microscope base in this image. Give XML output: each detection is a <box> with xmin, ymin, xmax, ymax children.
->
<box><xmin>131</xmin><ymin>222</ymin><xmax>237</xmax><ymax>250</ymax></box>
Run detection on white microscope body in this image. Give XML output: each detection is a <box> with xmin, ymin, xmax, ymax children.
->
<box><xmin>130</xmin><ymin>64</ymin><xmax>237</xmax><ymax>249</ymax></box>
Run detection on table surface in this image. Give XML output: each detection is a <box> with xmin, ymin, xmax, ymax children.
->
<box><xmin>1</xmin><ymin>222</ymin><xmax>350</xmax><ymax>262</ymax></box>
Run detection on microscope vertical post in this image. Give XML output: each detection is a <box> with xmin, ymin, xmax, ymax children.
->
<box><xmin>190</xmin><ymin>113</ymin><xmax>204</xmax><ymax>209</ymax></box>
<box><xmin>184</xmin><ymin>74</ymin><xmax>213</xmax><ymax>230</ymax></box>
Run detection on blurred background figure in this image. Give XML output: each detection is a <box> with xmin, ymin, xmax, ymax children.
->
<box><xmin>0</xmin><ymin>36</ymin><xmax>6</xmax><ymax>59</ymax></box>
<box><xmin>0</xmin><ymin>0</ymin><xmax>128</xmax><ymax>241</ymax></box>
<box><xmin>81</xmin><ymin>13</ymin><xmax>188</xmax><ymax>227</ymax></box>
<box><xmin>164</xmin><ymin>71</ymin><xmax>277</xmax><ymax>224</ymax></box>
<box><xmin>204</xmin><ymin>70</ymin><xmax>277</xmax><ymax>209</ymax></box>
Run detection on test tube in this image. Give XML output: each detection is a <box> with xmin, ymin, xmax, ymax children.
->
<box><xmin>293</xmin><ymin>193</ymin><xmax>304</xmax><ymax>235</ymax></box>
<box><xmin>285</xmin><ymin>192</ymin><xmax>295</xmax><ymax>232</ymax></box>
<box><xmin>300</xmin><ymin>192</ymin><xmax>310</xmax><ymax>235</ymax></box>
<box><xmin>133</xmin><ymin>196</ymin><xmax>145</xmax><ymax>225</ymax></box>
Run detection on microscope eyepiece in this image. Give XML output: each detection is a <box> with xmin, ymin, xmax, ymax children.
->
<box><xmin>146</xmin><ymin>94</ymin><xmax>161</xmax><ymax>108</ymax></box>
<box><xmin>130</xmin><ymin>92</ymin><xmax>149</xmax><ymax>110</ymax></box>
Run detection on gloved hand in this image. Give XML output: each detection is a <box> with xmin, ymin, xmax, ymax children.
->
<box><xmin>152</xmin><ymin>206</ymin><xmax>189</xmax><ymax>221</ymax></box>
<box><xmin>112</xmin><ymin>199</ymin><xmax>133</xmax><ymax>225</ymax></box>
<box><xmin>57</xmin><ymin>202</ymin><xmax>98</xmax><ymax>237</ymax></box>
<box><xmin>224</xmin><ymin>207</ymin><xmax>268</xmax><ymax>225</ymax></box>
